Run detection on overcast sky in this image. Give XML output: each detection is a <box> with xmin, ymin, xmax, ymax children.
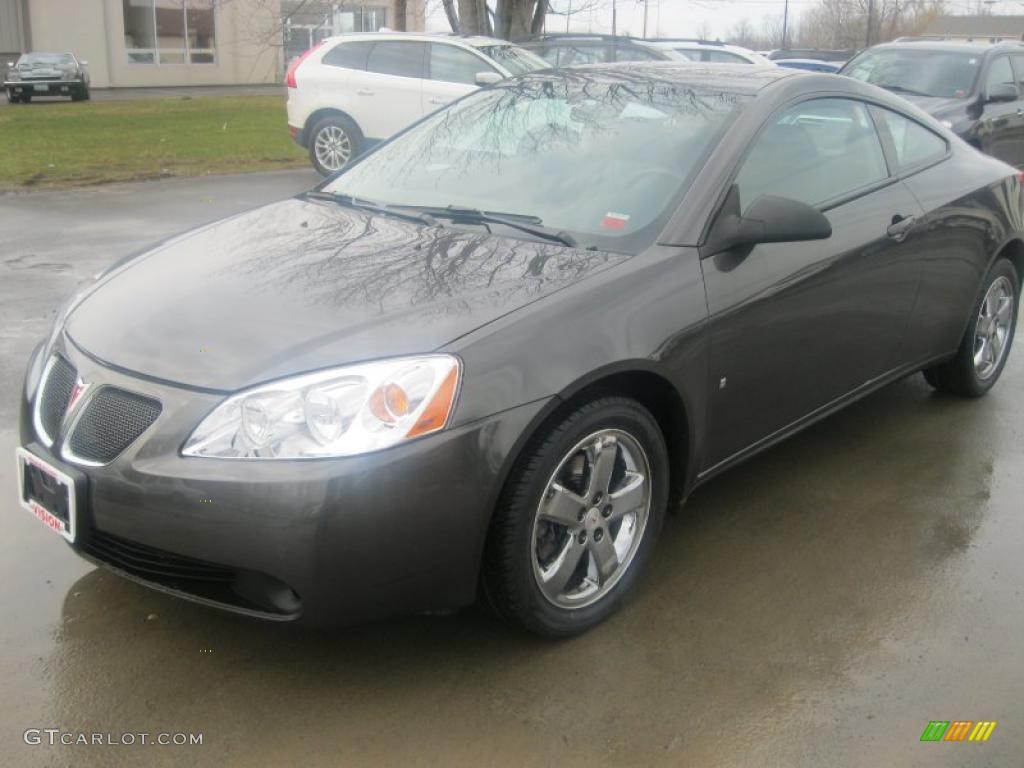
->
<box><xmin>424</xmin><ymin>0</ymin><xmax>1021</xmax><ymax>45</ymax></box>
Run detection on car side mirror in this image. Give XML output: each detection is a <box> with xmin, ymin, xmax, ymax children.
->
<box><xmin>475</xmin><ymin>71</ymin><xmax>503</xmax><ymax>86</ymax></box>
<box><xmin>705</xmin><ymin>187</ymin><xmax>832</xmax><ymax>255</ymax></box>
<box><xmin>986</xmin><ymin>83</ymin><xmax>1018</xmax><ymax>103</ymax></box>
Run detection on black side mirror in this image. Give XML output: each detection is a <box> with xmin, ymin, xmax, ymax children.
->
<box><xmin>704</xmin><ymin>186</ymin><xmax>832</xmax><ymax>256</ymax></box>
<box><xmin>986</xmin><ymin>83</ymin><xmax>1018</xmax><ymax>103</ymax></box>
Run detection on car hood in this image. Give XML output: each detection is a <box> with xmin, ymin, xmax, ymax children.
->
<box><xmin>890</xmin><ymin>92</ymin><xmax>964</xmax><ymax>117</ymax></box>
<box><xmin>66</xmin><ymin>198</ymin><xmax>630</xmax><ymax>391</ymax></box>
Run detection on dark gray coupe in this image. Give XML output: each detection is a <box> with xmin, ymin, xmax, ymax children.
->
<box><xmin>17</xmin><ymin>64</ymin><xmax>1023</xmax><ymax>636</ymax></box>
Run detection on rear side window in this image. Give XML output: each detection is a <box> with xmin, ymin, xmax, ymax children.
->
<box><xmin>614</xmin><ymin>45</ymin><xmax>660</xmax><ymax>62</ymax></box>
<box><xmin>873</xmin><ymin>108</ymin><xmax>947</xmax><ymax>171</ymax></box>
<box><xmin>366</xmin><ymin>41</ymin><xmax>426</xmax><ymax>79</ymax></box>
<box><xmin>736</xmin><ymin>98</ymin><xmax>888</xmax><ymax>211</ymax></box>
<box><xmin>322</xmin><ymin>41</ymin><xmax>373</xmax><ymax>70</ymax></box>
<box><xmin>706</xmin><ymin>51</ymin><xmax>747</xmax><ymax>64</ymax></box>
<box><xmin>556</xmin><ymin>44</ymin><xmax>611</xmax><ymax>66</ymax></box>
<box><xmin>674</xmin><ymin>49</ymin><xmax>701</xmax><ymax>61</ymax></box>
<box><xmin>429</xmin><ymin>43</ymin><xmax>494</xmax><ymax>85</ymax></box>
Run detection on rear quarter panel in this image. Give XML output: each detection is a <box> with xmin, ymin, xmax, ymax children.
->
<box><xmin>899</xmin><ymin>152</ymin><xmax>1024</xmax><ymax>361</ymax></box>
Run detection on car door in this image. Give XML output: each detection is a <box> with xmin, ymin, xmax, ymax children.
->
<box><xmin>315</xmin><ymin>40</ymin><xmax>375</xmax><ymax>123</ymax></box>
<box><xmin>978</xmin><ymin>55</ymin><xmax>1024</xmax><ymax>168</ymax></box>
<box><xmin>357</xmin><ymin>41</ymin><xmax>427</xmax><ymax>140</ymax></box>
<box><xmin>424</xmin><ymin>43</ymin><xmax>497</xmax><ymax>114</ymax></box>
<box><xmin>700</xmin><ymin>97</ymin><xmax>926</xmax><ymax>470</ymax></box>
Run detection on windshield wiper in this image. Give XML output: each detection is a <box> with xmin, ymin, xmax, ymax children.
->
<box><xmin>392</xmin><ymin>205</ymin><xmax>578</xmax><ymax>248</ymax></box>
<box><xmin>304</xmin><ymin>191</ymin><xmax>436</xmax><ymax>226</ymax></box>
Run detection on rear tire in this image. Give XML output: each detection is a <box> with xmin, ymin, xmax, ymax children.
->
<box><xmin>307</xmin><ymin>114</ymin><xmax>362</xmax><ymax>176</ymax></box>
<box><xmin>483</xmin><ymin>396</ymin><xmax>669</xmax><ymax>637</ymax></box>
<box><xmin>924</xmin><ymin>258</ymin><xmax>1018</xmax><ymax>397</ymax></box>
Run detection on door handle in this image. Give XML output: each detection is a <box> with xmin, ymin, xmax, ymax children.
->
<box><xmin>428</xmin><ymin>97</ymin><xmax>448</xmax><ymax>105</ymax></box>
<box><xmin>886</xmin><ymin>214</ymin><xmax>916</xmax><ymax>241</ymax></box>
<box><xmin>356</xmin><ymin>89</ymin><xmax>374</xmax><ymax>96</ymax></box>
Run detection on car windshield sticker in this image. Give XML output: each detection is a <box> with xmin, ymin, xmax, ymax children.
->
<box><xmin>601</xmin><ymin>212</ymin><xmax>630</xmax><ymax>230</ymax></box>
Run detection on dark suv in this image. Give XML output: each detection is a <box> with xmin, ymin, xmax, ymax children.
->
<box><xmin>840</xmin><ymin>40</ymin><xmax>1024</xmax><ymax>168</ymax></box>
<box><xmin>517</xmin><ymin>34</ymin><xmax>671</xmax><ymax>67</ymax></box>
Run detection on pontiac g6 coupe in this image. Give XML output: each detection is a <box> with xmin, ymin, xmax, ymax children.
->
<box><xmin>17</xmin><ymin>64</ymin><xmax>1022</xmax><ymax>636</ymax></box>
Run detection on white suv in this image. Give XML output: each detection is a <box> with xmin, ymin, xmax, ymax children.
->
<box><xmin>639</xmin><ymin>40</ymin><xmax>772</xmax><ymax>66</ymax></box>
<box><xmin>286</xmin><ymin>33</ymin><xmax>548</xmax><ymax>175</ymax></box>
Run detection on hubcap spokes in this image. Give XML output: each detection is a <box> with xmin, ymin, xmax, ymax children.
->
<box><xmin>532</xmin><ymin>430</ymin><xmax>651</xmax><ymax>609</ymax></box>
<box><xmin>974</xmin><ymin>276</ymin><xmax>1015</xmax><ymax>380</ymax></box>
<box><xmin>314</xmin><ymin>126</ymin><xmax>352</xmax><ymax>171</ymax></box>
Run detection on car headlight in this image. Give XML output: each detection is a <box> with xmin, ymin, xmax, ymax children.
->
<box><xmin>182</xmin><ymin>355</ymin><xmax>461</xmax><ymax>459</ymax></box>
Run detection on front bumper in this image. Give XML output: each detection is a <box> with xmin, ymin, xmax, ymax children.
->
<box><xmin>20</xmin><ymin>337</ymin><xmax>549</xmax><ymax>625</ymax></box>
<box><xmin>5</xmin><ymin>79</ymin><xmax>84</xmax><ymax>95</ymax></box>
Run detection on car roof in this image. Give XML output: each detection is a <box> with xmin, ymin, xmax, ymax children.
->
<box><xmin>513</xmin><ymin>61</ymin><xmax>801</xmax><ymax>94</ymax></box>
<box><xmin>868</xmin><ymin>39</ymin><xmax>1024</xmax><ymax>55</ymax></box>
<box><xmin>322</xmin><ymin>32</ymin><xmax>514</xmax><ymax>49</ymax></box>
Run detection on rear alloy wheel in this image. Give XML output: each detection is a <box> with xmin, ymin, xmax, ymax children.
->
<box><xmin>308</xmin><ymin>115</ymin><xmax>361</xmax><ymax>176</ymax></box>
<box><xmin>924</xmin><ymin>258</ymin><xmax>1019</xmax><ymax>397</ymax></box>
<box><xmin>484</xmin><ymin>397</ymin><xmax>669</xmax><ymax>637</ymax></box>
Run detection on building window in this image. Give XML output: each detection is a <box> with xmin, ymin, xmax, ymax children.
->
<box><xmin>123</xmin><ymin>0</ymin><xmax>217</xmax><ymax>65</ymax></box>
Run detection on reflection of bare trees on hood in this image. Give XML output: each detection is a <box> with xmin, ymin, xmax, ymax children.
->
<box><xmin>212</xmin><ymin>199</ymin><xmax>630</xmax><ymax>323</ymax></box>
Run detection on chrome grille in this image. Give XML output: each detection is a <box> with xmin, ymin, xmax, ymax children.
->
<box><xmin>67</xmin><ymin>388</ymin><xmax>161</xmax><ymax>464</ymax></box>
<box><xmin>37</xmin><ymin>356</ymin><xmax>77</xmax><ymax>444</ymax></box>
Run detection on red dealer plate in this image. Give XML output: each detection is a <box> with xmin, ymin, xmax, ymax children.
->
<box><xmin>15</xmin><ymin>447</ymin><xmax>76</xmax><ymax>543</ymax></box>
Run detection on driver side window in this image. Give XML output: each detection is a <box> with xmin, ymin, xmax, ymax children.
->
<box><xmin>735</xmin><ymin>98</ymin><xmax>889</xmax><ymax>214</ymax></box>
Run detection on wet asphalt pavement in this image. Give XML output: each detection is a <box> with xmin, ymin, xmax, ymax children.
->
<box><xmin>1</xmin><ymin>171</ymin><xmax>1022</xmax><ymax>767</ymax></box>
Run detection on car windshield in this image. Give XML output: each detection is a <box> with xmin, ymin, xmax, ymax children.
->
<box><xmin>324</xmin><ymin>74</ymin><xmax>745</xmax><ymax>251</ymax></box>
<box><xmin>476</xmin><ymin>44</ymin><xmax>549</xmax><ymax>75</ymax></box>
<box><xmin>842</xmin><ymin>49</ymin><xmax>982</xmax><ymax>99</ymax></box>
<box><xmin>19</xmin><ymin>53</ymin><xmax>75</xmax><ymax>67</ymax></box>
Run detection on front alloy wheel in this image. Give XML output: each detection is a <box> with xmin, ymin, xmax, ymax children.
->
<box><xmin>532</xmin><ymin>430</ymin><xmax>651</xmax><ymax>609</ymax></box>
<box><xmin>484</xmin><ymin>396</ymin><xmax>668</xmax><ymax>637</ymax></box>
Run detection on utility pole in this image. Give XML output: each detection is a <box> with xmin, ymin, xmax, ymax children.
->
<box><xmin>612</xmin><ymin>0</ymin><xmax>617</xmax><ymax>35</ymax></box>
<box><xmin>865</xmin><ymin>0</ymin><xmax>874</xmax><ymax>47</ymax></box>
<box><xmin>642</xmin><ymin>0</ymin><xmax>649</xmax><ymax>38</ymax></box>
<box><xmin>566</xmin><ymin>0</ymin><xmax>571</xmax><ymax>32</ymax></box>
<box><xmin>781</xmin><ymin>0</ymin><xmax>789</xmax><ymax>49</ymax></box>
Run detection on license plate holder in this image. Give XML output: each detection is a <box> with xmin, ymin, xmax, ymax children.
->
<box><xmin>15</xmin><ymin>447</ymin><xmax>76</xmax><ymax>542</ymax></box>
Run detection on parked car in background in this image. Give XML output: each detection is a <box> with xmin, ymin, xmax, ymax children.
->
<box><xmin>840</xmin><ymin>40</ymin><xmax>1024</xmax><ymax>168</ymax></box>
<box><xmin>768</xmin><ymin>48</ymin><xmax>856</xmax><ymax>64</ymax></box>
<box><xmin>517</xmin><ymin>33</ymin><xmax>675</xmax><ymax>67</ymax></box>
<box><xmin>286</xmin><ymin>33</ymin><xmax>548</xmax><ymax>175</ymax></box>
<box><xmin>4</xmin><ymin>52</ymin><xmax>90</xmax><ymax>103</ymax></box>
<box><xmin>641</xmin><ymin>39</ymin><xmax>772</xmax><ymax>65</ymax></box>
<box><xmin>20</xmin><ymin>64</ymin><xmax>1023</xmax><ymax>637</ymax></box>
<box><xmin>774</xmin><ymin>58</ymin><xmax>841</xmax><ymax>73</ymax></box>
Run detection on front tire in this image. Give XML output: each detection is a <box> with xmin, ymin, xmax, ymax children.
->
<box><xmin>483</xmin><ymin>397</ymin><xmax>669</xmax><ymax>637</ymax></box>
<box><xmin>307</xmin><ymin>114</ymin><xmax>362</xmax><ymax>176</ymax></box>
<box><xmin>71</xmin><ymin>85</ymin><xmax>90</xmax><ymax>101</ymax></box>
<box><xmin>924</xmin><ymin>258</ymin><xmax>1019</xmax><ymax>397</ymax></box>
